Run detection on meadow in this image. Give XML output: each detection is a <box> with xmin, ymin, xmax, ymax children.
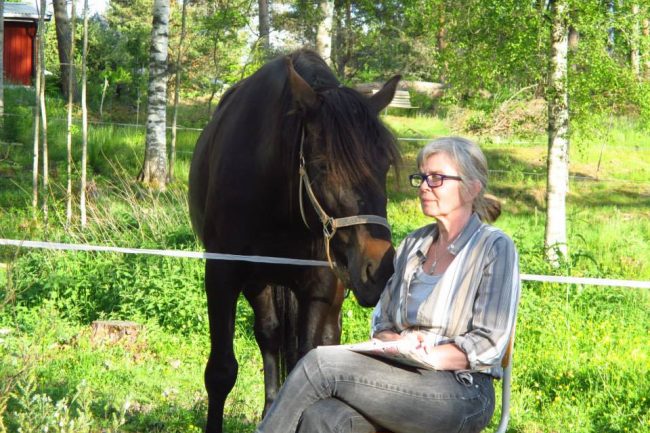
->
<box><xmin>0</xmin><ymin>90</ymin><xmax>649</xmax><ymax>433</ymax></box>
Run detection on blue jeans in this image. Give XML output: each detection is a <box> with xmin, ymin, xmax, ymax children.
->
<box><xmin>256</xmin><ymin>345</ymin><xmax>495</xmax><ymax>433</ymax></box>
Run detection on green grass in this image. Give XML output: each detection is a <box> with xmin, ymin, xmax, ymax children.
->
<box><xmin>1</xmin><ymin>93</ymin><xmax>649</xmax><ymax>433</ymax></box>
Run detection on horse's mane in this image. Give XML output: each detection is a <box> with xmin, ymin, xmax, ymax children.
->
<box><xmin>288</xmin><ymin>50</ymin><xmax>401</xmax><ymax>188</ymax></box>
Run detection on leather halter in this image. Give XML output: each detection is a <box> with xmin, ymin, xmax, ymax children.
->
<box><xmin>298</xmin><ymin>128</ymin><xmax>391</xmax><ymax>269</ymax></box>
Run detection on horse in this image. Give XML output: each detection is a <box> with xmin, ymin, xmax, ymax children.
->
<box><xmin>188</xmin><ymin>49</ymin><xmax>401</xmax><ymax>433</ymax></box>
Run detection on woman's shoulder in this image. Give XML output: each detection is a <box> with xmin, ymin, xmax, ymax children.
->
<box><xmin>478</xmin><ymin>223</ymin><xmax>517</xmax><ymax>252</ymax></box>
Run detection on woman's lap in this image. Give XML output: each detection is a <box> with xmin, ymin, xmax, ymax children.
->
<box><xmin>258</xmin><ymin>345</ymin><xmax>495</xmax><ymax>433</ymax></box>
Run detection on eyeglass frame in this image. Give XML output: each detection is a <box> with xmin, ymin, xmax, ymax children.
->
<box><xmin>409</xmin><ymin>172</ymin><xmax>463</xmax><ymax>188</ymax></box>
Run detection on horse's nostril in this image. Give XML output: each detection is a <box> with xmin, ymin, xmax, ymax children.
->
<box><xmin>364</xmin><ymin>260</ymin><xmax>377</xmax><ymax>284</ymax></box>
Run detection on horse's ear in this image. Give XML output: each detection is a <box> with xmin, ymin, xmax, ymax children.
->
<box><xmin>367</xmin><ymin>75</ymin><xmax>402</xmax><ymax>114</ymax></box>
<box><xmin>286</xmin><ymin>58</ymin><xmax>319</xmax><ymax>112</ymax></box>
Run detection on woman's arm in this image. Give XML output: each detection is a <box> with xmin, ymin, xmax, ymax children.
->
<box><xmin>453</xmin><ymin>234</ymin><xmax>520</xmax><ymax>370</ymax></box>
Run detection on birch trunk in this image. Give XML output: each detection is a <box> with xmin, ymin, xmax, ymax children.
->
<box><xmin>138</xmin><ymin>0</ymin><xmax>170</xmax><ymax>190</ymax></box>
<box><xmin>32</xmin><ymin>3</ymin><xmax>43</xmax><ymax>214</ymax></box>
<box><xmin>545</xmin><ymin>0</ymin><xmax>569</xmax><ymax>264</ymax></box>
<box><xmin>80</xmin><ymin>0</ymin><xmax>89</xmax><ymax>227</ymax></box>
<box><xmin>316</xmin><ymin>0</ymin><xmax>334</xmax><ymax>65</ymax></box>
<box><xmin>643</xmin><ymin>18</ymin><xmax>650</xmax><ymax>79</ymax></box>
<box><xmin>66</xmin><ymin>0</ymin><xmax>76</xmax><ymax>226</ymax></box>
<box><xmin>170</xmin><ymin>0</ymin><xmax>189</xmax><ymax>183</ymax></box>
<box><xmin>631</xmin><ymin>4</ymin><xmax>641</xmax><ymax>78</ymax></box>
<box><xmin>40</xmin><ymin>0</ymin><xmax>49</xmax><ymax>224</ymax></box>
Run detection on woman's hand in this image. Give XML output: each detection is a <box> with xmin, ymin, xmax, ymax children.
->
<box><xmin>400</xmin><ymin>331</ymin><xmax>471</xmax><ymax>370</ymax></box>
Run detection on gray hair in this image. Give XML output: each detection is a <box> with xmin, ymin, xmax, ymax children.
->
<box><xmin>416</xmin><ymin>136</ymin><xmax>500</xmax><ymax>222</ymax></box>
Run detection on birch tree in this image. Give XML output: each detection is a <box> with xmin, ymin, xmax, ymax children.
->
<box><xmin>39</xmin><ymin>0</ymin><xmax>49</xmax><ymax>224</ymax></box>
<box><xmin>641</xmin><ymin>18</ymin><xmax>650</xmax><ymax>80</ymax></box>
<box><xmin>80</xmin><ymin>0</ymin><xmax>89</xmax><ymax>227</ymax></box>
<box><xmin>32</xmin><ymin>2</ymin><xmax>43</xmax><ymax>214</ymax></box>
<box><xmin>170</xmin><ymin>0</ymin><xmax>189</xmax><ymax>183</ymax></box>
<box><xmin>316</xmin><ymin>0</ymin><xmax>334</xmax><ymax>65</ymax></box>
<box><xmin>66</xmin><ymin>0</ymin><xmax>76</xmax><ymax>226</ymax></box>
<box><xmin>631</xmin><ymin>4</ymin><xmax>641</xmax><ymax>78</ymax></box>
<box><xmin>138</xmin><ymin>0</ymin><xmax>170</xmax><ymax>189</ymax></box>
<box><xmin>545</xmin><ymin>0</ymin><xmax>569</xmax><ymax>263</ymax></box>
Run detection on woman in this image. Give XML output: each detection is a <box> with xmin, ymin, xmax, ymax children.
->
<box><xmin>256</xmin><ymin>136</ymin><xmax>520</xmax><ymax>433</ymax></box>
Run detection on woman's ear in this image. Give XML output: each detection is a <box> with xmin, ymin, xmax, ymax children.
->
<box><xmin>468</xmin><ymin>180</ymin><xmax>483</xmax><ymax>201</ymax></box>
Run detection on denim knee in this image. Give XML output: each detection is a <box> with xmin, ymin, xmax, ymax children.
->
<box><xmin>298</xmin><ymin>399</ymin><xmax>375</xmax><ymax>433</ymax></box>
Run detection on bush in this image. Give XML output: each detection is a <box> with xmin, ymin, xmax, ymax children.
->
<box><xmin>9</xmin><ymin>250</ymin><xmax>207</xmax><ymax>334</ymax></box>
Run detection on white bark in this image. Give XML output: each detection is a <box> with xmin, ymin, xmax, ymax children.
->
<box><xmin>631</xmin><ymin>4</ymin><xmax>641</xmax><ymax>78</ymax></box>
<box><xmin>80</xmin><ymin>0</ymin><xmax>89</xmax><ymax>227</ymax></box>
<box><xmin>99</xmin><ymin>76</ymin><xmax>109</xmax><ymax>118</ymax></box>
<box><xmin>644</xmin><ymin>18</ymin><xmax>650</xmax><ymax>79</ymax></box>
<box><xmin>139</xmin><ymin>0</ymin><xmax>170</xmax><ymax>189</ymax></box>
<box><xmin>316</xmin><ymin>0</ymin><xmax>334</xmax><ymax>65</ymax></box>
<box><xmin>32</xmin><ymin>1</ymin><xmax>43</xmax><ymax>214</ymax></box>
<box><xmin>66</xmin><ymin>0</ymin><xmax>76</xmax><ymax>226</ymax></box>
<box><xmin>40</xmin><ymin>0</ymin><xmax>49</xmax><ymax>224</ymax></box>
<box><xmin>545</xmin><ymin>0</ymin><xmax>569</xmax><ymax>264</ymax></box>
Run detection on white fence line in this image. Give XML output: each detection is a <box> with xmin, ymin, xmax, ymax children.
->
<box><xmin>1</xmin><ymin>239</ymin><xmax>648</xmax><ymax>289</ymax></box>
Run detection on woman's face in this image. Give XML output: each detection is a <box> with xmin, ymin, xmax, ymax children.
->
<box><xmin>418</xmin><ymin>152</ymin><xmax>475</xmax><ymax>219</ymax></box>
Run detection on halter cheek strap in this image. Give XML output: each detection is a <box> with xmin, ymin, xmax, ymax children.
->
<box><xmin>297</xmin><ymin>128</ymin><xmax>391</xmax><ymax>269</ymax></box>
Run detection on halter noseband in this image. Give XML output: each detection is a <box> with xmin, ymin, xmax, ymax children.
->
<box><xmin>298</xmin><ymin>128</ymin><xmax>391</xmax><ymax>269</ymax></box>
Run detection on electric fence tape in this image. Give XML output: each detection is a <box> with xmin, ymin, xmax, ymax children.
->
<box><xmin>1</xmin><ymin>239</ymin><xmax>649</xmax><ymax>289</ymax></box>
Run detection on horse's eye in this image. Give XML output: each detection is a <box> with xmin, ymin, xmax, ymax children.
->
<box><xmin>357</xmin><ymin>199</ymin><xmax>366</xmax><ymax>209</ymax></box>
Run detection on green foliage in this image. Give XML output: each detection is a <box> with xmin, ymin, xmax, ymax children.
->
<box><xmin>10</xmin><ymin>251</ymin><xmax>207</xmax><ymax>334</ymax></box>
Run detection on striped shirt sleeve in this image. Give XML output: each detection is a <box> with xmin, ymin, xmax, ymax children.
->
<box><xmin>453</xmin><ymin>234</ymin><xmax>520</xmax><ymax>370</ymax></box>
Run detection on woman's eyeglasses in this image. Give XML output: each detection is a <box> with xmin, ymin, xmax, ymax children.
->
<box><xmin>409</xmin><ymin>173</ymin><xmax>462</xmax><ymax>188</ymax></box>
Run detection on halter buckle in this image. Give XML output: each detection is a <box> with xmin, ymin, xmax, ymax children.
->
<box><xmin>323</xmin><ymin>218</ymin><xmax>336</xmax><ymax>239</ymax></box>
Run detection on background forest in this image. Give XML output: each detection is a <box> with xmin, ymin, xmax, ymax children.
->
<box><xmin>32</xmin><ymin>0</ymin><xmax>650</xmax><ymax>129</ymax></box>
<box><xmin>1</xmin><ymin>1</ymin><xmax>649</xmax><ymax>433</ymax></box>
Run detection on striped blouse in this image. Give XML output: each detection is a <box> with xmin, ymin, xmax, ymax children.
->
<box><xmin>371</xmin><ymin>213</ymin><xmax>520</xmax><ymax>378</ymax></box>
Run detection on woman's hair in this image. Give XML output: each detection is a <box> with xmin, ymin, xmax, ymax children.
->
<box><xmin>416</xmin><ymin>136</ymin><xmax>501</xmax><ymax>222</ymax></box>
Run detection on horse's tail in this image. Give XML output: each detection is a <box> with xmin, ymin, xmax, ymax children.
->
<box><xmin>272</xmin><ymin>284</ymin><xmax>299</xmax><ymax>383</ymax></box>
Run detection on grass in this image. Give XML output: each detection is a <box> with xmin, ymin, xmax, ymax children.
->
<box><xmin>1</xmin><ymin>90</ymin><xmax>649</xmax><ymax>432</ymax></box>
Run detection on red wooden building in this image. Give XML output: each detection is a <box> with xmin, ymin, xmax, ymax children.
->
<box><xmin>3</xmin><ymin>2</ymin><xmax>50</xmax><ymax>86</ymax></box>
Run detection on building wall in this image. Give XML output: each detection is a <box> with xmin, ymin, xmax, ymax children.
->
<box><xmin>3</xmin><ymin>21</ymin><xmax>37</xmax><ymax>86</ymax></box>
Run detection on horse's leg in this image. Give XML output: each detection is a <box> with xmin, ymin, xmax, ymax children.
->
<box><xmin>292</xmin><ymin>269</ymin><xmax>339</xmax><ymax>370</ymax></box>
<box><xmin>320</xmin><ymin>280</ymin><xmax>346</xmax><ymax>346</ymax></box>
<box><xmin>244</xmin><ymin>283</ymin><xmax>284</xmax><ymax>417</ymax></box>
<box><xmin>204</xmin><ymin>261</ymin><xmax>241</xmax><ymax>433</ymax></box>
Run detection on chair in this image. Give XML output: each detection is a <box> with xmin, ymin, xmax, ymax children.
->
<box><xmin>494</xmin><ymin>333</ymin><xmax>515</xmax><ymax>433</ymax></box>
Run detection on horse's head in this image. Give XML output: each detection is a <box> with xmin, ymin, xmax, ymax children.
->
<box><xmin>287</xmin><ymin>54</ymin><xmax>401</xmax><ymax>307</ymax></box>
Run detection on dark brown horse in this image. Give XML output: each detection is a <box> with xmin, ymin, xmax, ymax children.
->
<box><xmin>188</xmin><ymin>49</ymin><xmax>401</xmax><ymax>433</ymax></box>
